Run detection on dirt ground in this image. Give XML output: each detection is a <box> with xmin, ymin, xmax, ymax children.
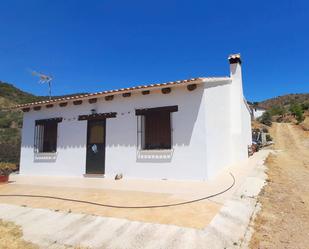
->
<box><xmin>0</xmin><ymin>219</ymin><xmax>38</xmax><ymax>249</ymax></box>
<box><xmin>250</xmin><ymin>123</ymin><xmax>309</xmax><ymax>249</ymax></box>
<box><xmin>0</xmin><ymin>218</ymin><xmax>91</xmax><ymax>249</ymax></box>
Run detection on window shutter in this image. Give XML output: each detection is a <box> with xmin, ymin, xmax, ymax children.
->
<box><xmin>135</xmin><ymin>106</ymin><xmax>177</xmax><ymax>150</ymax></box>
<box><xmin>144</xmin><ymin>112</ymin><xmax>171</xmax><ymax>149</ymax></box>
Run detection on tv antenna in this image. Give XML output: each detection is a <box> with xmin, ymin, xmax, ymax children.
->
<box><xmin>31</xmin><ymin>70</ymin><xmax>53</xmax><ymax>100</ymax></box>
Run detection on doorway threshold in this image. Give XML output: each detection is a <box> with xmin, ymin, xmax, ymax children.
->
<box><xmin>83</xmin><ymin>174</ymin><xmax>105</xmax><ymax>178</ymax></box>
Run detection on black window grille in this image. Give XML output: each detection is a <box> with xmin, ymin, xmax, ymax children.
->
<box><xmin>34</xmin><ymin>118</ymin><xmax>62</xmax><ymax>153</ymax></box>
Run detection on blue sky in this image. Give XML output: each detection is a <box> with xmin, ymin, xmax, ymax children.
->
<box><xmin>0</xmin><ymin>0</ymin><xmax>308</xmax><ymax>101</ymax></box>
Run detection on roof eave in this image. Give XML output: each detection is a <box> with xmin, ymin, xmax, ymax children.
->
<box><xmin>14</xmin><ymin>76</ymin><xmax>231</xmax><ymax>109</ymax></box>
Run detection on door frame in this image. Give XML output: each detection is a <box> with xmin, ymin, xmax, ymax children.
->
<box><xmin>85</xmin><ymin>118</ymin><xmax>106</xmax><ymax>175</ymax></box>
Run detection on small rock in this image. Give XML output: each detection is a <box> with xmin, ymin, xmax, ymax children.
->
<box><xmin>115</xmin><ymin>173</ymin><xmax>123</xmax><ymax>180</ymax></box>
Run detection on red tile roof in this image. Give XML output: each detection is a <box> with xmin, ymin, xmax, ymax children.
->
<box><xmin>15</xmin><ymin>76</ymin><xmax>230</xmax><ymax>109</ymax></box>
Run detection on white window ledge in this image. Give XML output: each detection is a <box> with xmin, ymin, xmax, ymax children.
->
<box><xmin>34</xmin><ymin>152</ymin><xmax>58</xmax><ymax>161</ymax></box>
<box><xmin>137</xmin><ymin>149</ymin><xmax>174</xmax><ymax>161</ymax></box>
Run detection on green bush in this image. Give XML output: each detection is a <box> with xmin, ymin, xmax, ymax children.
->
<box><xmin>301</xmin><ymin>102</ymin><xmax>309</xmax><ymax>111</ymax></box>
<box><xmin>289</xmin><ymin>103</ymin><xmax>305</xmax><ymax>123</ymax></box>
<box><xmin>0</xmin><ymin>117</ymin><xmax>11</xmax><ymax>128</ymax></box>
<box><xmin>0</xmin><ymin>127</ymin><xmax>21</xmax><ymax>165</ymax></box>
<box><xmin>0</xmin><ymin>128</ymin><xmax>20</xmax><ymax>142</ymax></box>
<box><xmin>0</xmin><ymin>140</ymin><xmax>21</xmax><ymax>165</ymax></box>
<box><xmin>260</xmin><ymin>111</ymin><xmax>272</xmax><ymax>126</ymax></box>
<box><xmin>266</xmin><ymin>134</ymin><xmax>272</xmax><ymax>141</ymax></box>
<box><xmin>269</xmin><ymin>106</ymin><xmax>286</xmax><ymax>116</ymax></box>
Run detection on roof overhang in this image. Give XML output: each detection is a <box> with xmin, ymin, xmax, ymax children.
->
<box><xmin>14</xmin><ymin>76</ymin><xmax>231</xmax><ymax>110</ymax></box>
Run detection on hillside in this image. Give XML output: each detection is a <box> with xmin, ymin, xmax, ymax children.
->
<box><xmin>258</xmin><ymin>93</ymin><xmax>309</xmax><ymax>110</ymax></box>
<box><xmin>0</xmin><ymin>81</ymin><xmax>44</xmax><ymax>107</ymax></box>
<box><xmin>0</xmin><ymin>82</ymin><xmax>45</xmax><ymax>165</ymax></box>
<box><xmin>254</xmin><ymin>93</ymin><xmax>309</xmax><ymax>125</ymax></box>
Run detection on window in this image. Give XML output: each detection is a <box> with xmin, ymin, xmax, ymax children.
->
<box><xmin>136</xmin><ymin>106</ymin><xmax>178</xmax><ymax>150</ymax></box>
<box><xmin>143</xmin><ymin>112</ymin><xmax>171</xmax><ymax>149</ymax></box>
<box><xmin>34</xmin><ymin>118</ymin><xmax>62</xmax><ymax>153</ymax></box>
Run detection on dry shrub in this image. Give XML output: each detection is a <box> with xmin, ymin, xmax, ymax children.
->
<box><xmin>300</xmin><ymin>116</ymin><xmax>309</xmax><ymax>131</ymax></box>
<box><xmin>0</xmin><ymin>219</ymin><xmax>38</xmax><ymax>249</ymax></box>
<box><xmin>0</xmin><ymin>162</ymin><xmax>17</xmax><ymax>176</ymax></box>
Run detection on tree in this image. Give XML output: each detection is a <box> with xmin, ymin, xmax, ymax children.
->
<box><xmin>289</xmin><ymin>103</ymin><xmax>304</xmax><ymax>123</ymax></box>
<box><xmin>269</xmin><ymin>105</ymin><xmax>286</xmax><ymax>116</ymax></box>
<box><xmin>0</xmin><ymin>117</ymin><xmax>11</xmax><ymax>128</ymax></box>
<box><xmin>260</xmin><ymin>111</ymin><xmax>272</xmax><ymax>126</ymax></box>
<box><xmin>301</xmin><ymin>102</ymin><xmax>309</xmax><ymax>111</ymax></box>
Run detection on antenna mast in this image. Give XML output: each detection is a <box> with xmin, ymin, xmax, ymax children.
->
<box><xmin>31</xmin><ymin>71</ymin><xmax>53</xmax><ymax>100</ymax></box>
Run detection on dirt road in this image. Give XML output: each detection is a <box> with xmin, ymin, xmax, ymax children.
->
<box><xmin>250</xmin><ymin>123</ymin><xmax>309</xmax><ymax>248</ymax></box>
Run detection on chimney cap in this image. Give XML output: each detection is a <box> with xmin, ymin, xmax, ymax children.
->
<box><xmin>228</xmin><ymin>53</ymin><xmax>241</xmax><ymax>64</ymax></box>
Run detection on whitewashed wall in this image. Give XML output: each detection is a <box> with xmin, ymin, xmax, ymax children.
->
<box><xmin>253</xmin><ymin>108</ymin><xmax>265</xmax><ymax>119</ymax></box>
<box><xmin>20</xmin><ymin>85</ymin><xmax>209</xmax><ymax>180</ymax></box>
<box><xmin>204</xmin><ymin>81</ymin><xmax>233</xmax><ymax>178</ymax></box>
<box><xmin>242</xmin><ymin>101</ymin><xmax>253</xmax><ymax>151</ymax></box>
<box><xmin>202</xmin><ymin>86</ymin><xmax>252</xmax><ymax>179</ymax></box>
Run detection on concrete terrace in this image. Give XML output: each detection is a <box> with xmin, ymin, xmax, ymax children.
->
<box><xmin>1</xmin><ymin>151</ymin><xmax>268</xmax><ymax>227</ymax></box>
<box><xmin>0</xmin><ymin>150</ymin><xmax>270</xmax><ymax>248</ymax></box>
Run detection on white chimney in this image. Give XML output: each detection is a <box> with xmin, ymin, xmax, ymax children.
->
<box><xmin>228</xmin><ymin>53</ymin><xmax>243</xmax><ymax>135</ymax></box>
<box><xmin>229</xmin><ymin>53</ymin><xmax>243</xmax><ymax>94</ymax></box>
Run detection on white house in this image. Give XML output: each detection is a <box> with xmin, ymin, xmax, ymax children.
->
<box><xmin>17</xmin><ymin>54</ymin><xmax>252</xmax><ymax>180</ymax></box>
<box><xmin>251</xmin><ymin>106</ymin><xmax>266</xmax><ymax>119</ymax></box>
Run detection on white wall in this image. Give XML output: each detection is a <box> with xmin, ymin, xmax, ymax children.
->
<box><xmin>204</xmin><ymin>81</ymin><xmax>233</xmax><ymax>178</ymax></box>
<box><xmin>242</xmin><ymin>101</ymin><xmax>253</xmax><ymax>147</ymax></box>
<box><xmin>103</xmin><ymin>86</ymin><xmax>208</xmax><ymax>180</ymax></box>
<box><xmin>20</xmin><ymin>104</ymin><xmax>88</xmax><ymax>176</ymax></box>
<box><xmin>202</xmin><ymin>87</ymin><xmax>252</xmax><ymax>179</ymax></box>
<box><xmin>253</xmin><ymin>108</ymin><xmax>265</xmax><ymax>119</ymax></box>
<box><xmin>20</xmin><ymin>84</ymin><xmax>210</xmax><ymax>180</ymax></box>
<box><xmin>227</xmin><ymin>61</ymin><xmax>252</xmax><ymax>167</ymax></box>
